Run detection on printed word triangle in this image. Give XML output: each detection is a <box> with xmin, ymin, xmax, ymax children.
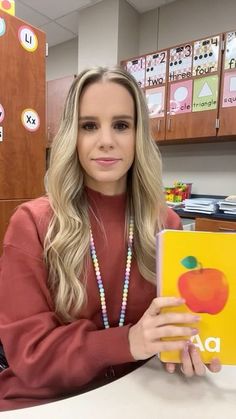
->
<box><xmin>198</xmin><ymin>82</ymin><xmax>212</xmax><ymax>97</ymax></box>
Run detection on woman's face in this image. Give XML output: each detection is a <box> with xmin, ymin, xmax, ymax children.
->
<box><xmin>77</xmin><ymin>80</ymin><xmax>136</xmax><ymax>195</ymax></box>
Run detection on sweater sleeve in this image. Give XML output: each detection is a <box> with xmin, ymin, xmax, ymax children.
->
<box><xmin>0</xmin><ymin>205</ymin><xmax>134</xmax><ymax>392</ymax></box>
<box><xmin>165</xmin><ymin>207</ymin><xmax>183</xmax><ymax>230</ymax></box>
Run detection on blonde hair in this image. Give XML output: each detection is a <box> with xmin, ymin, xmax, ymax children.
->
<box><xmin>45</xmin><ymin>66</ymin><xmax>167</xmax><ymax>322</ymax></box>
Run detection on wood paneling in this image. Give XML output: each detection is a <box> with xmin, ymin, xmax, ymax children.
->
<box><xmin>0</xmin><ymin>10</ymin><xmax>46</xmax><ymax>199</ymax></box>
<box><xmin>0</xmin><ymin>11</ymin><xmax>46</xmax><ymax>249</ymax></box>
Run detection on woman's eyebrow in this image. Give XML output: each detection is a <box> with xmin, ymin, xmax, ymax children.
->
<box><xmin>78</xmin><ymin>116</ymin><xmax>98</xmax><ymax>121</ymax></box>
<box><xmin>112</xmin><ymin>115</ymin><xmax>134</xmax><ymax>120</ymax></box>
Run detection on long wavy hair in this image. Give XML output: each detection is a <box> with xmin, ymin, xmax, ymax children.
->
<box><xmin>45</xmin><ymin>66</ymin><xmax>167</xmax><ymax>323</ymax></box>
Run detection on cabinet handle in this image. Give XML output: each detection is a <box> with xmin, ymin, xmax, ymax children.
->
<box><xmin>218</xmin><ymin>227</ymin><xmax>236</xmax><ymax>232</ymax></box>
<box><xmin>157</xmin><ymin>119</ymin><xmax>161</xmax><ymax>132</ymax></box>
<box><xmin>167</xmin><ymin>118</ymin><xmax>172</xmax><ymax>131</ymax></box>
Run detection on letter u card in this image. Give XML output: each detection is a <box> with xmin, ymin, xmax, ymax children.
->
<box><xmin>156</xmin><ymin>229</ymin><xmax>236</xmax><ymax>365</ymax></box>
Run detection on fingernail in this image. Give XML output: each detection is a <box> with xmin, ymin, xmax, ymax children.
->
<box><xmin>190</xmin><ymin>343</ymin><xmax>198</xmax><ymax>353</ymax></box>
<box><xmin>193</xmin><ymin>316</ymin><xmax>201</xmax><ymax>321</ymax></box>
<box><xmin>183</xmin><ymin>341</ymin><xmax>190</xmax><ymax>353</ymax></box>
<box><xmin>177</xmin><ymin>298</ymin><xmax>185</xmax><ymax>304</ymax></box>
<box><xmin>191</xmin><ymin>328</ymin><xmax>199</xmax><ymax>335</ymax></box>
<box><xmin>167</xmin><ymin>364</ymin><xmax>175</xmax><ymax>374</ymax></box>
<box><xmin>211</xmin><ymin>358</ymin><xmax>221</xmax><ymax>371</ymax></box>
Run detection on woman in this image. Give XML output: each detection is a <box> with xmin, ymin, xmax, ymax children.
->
<box><xmin>0</xmin><ymin>67</ymin><xmax>220</xmax><ymax>411</ymax></box>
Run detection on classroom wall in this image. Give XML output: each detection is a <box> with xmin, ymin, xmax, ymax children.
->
<box><xmin>46</xmin><ymin>0</ymin><xmax>236</xmax><ymax>195</ymax></box>
<box><xmin>139</xmin><ymin>9</ymin><xmax>159</xmax><ymax>56</ymax></box>
<box><xmin>46</xmin><ymin>38</ymin><xmax>78</xmax><ymax>81</ymax></box>
<box><xmin>117</xmin><ymin>0</ymin><xmax>139</xmax><ymax>63</ymax></box>
<box><xmin>78</xmin><ymin>0</ymin><xmax>119</xmax><ymax>71</ymax></box>
<box><xmin>161</xmin><ymin>0</ymin><xmax>236</xmax><ymax>195</ymax></box>
<box><xmin>158</xmin><ymin>0</ymin><xmax>236</xmax><ymax>49</ymax></box>
<box><xmin>139</xmin><ymin>0</ymin><xmax>236</xmax><ymax>195</ymax></box>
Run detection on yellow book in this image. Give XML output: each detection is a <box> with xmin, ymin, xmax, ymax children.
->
<box><xmin>156</xmin><ymin>229</ymin><xmax>236</xmax><ymax>365</ymax></box>
<box><xmin>0</xmin><ymin>1</ymin><xmax>15</xmax><ymax>16</ymax></box>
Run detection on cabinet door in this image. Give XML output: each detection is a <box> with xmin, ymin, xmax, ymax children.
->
<box><xmin>165</xmin><ymin>35</ymin><xmax>222</xmax><ymax>141</ymax></box>
<box><xmin>47</xmin><ymin>75</ymin><xmax>75</xmax><ymax>147</ymax></box>
<box><xmin>0</xmin><ymin>199</ymin><xmax>28</xmax><ymax>253</ymax></box>
<box><xmin>150</xmin><ymin>117</ymin><xmax>166</xmax><ymax>141</ymax></box>
<box><xmin>0</xmin><ymin>10</ymin><xmax>46</xmax><ymax>199</ymax></box>
<box><xmin>195</xmin><ymin>217</ymin><xmax>236</xmax><ymax>232</ymax></box>
<box><xmin>218</xmin><ymin>31</ymin><xmax>236</xmax><ymax>137</ymax></box>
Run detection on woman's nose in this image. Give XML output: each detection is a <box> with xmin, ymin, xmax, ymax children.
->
<box><xmin>98</xmin><ymin>127</ymin><xmax>114</xmax><ymax>149</ymax></box>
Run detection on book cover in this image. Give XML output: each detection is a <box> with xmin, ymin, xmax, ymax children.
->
<box><xmin>156</xmin><ymin>229</ymin><xmax>236</xmax><ymax>365</ymax></box>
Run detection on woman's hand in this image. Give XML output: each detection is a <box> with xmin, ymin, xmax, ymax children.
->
<box><xmin>165</xmin><ymin>343</ymin><xmax>221</xmax><ymax>377</ymax></box>
<box><xmin>128</xmin><ymin>297</ymin><xmax>200</xmax><ymax>361</ymax></box>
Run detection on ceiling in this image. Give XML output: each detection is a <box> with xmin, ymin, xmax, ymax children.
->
<box><xmin>14</xmin><ymin>0</ymin><xmax>176</xmax><ymax>48</ymax></box>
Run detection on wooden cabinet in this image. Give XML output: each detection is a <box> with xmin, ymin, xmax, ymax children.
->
<box><xmin>0</xmin><ymin>10</ymin><xmax>46</xmax><ymax>250</ymax></box>
<box><xmin>218</xmin><ymin>31</ymin><xmax>236</xmax><ymax>137</ymax></box>
<box><xmin>47</xmin><ymin>75</ymin><xmax>75</xmax><ymax>147</ymax></box>
<box><xmin>195</xmin><ymin>217</ymin><xmax>236</xmax><ymax>232</ymax></box>
<box><xmin>121</xmin><ymin>31</ymin><xmax>236</xmax><ymax>144</ymax></box>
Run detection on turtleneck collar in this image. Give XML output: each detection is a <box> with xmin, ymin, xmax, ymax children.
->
<box><xmin>85</xmin><ymin>186</ymin><xmax>127</xmax><ymax>222</ymax></box>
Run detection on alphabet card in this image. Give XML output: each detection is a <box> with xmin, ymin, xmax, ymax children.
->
<box><xmin>169</xmin><ymin>80</ymin><xmax>193</xmax><ymax>115</ymax></box>
<box><xmin>193</xmin><ymin>36</ymin><xmax>220</xmax><ymax>76</ymax></box>
<box><xmin>169</xmin><ymin>44</ymin><xmax>192</xmax><ymax>82</ymax></box>
<box><xmin>156</xmin><ymin>229</ymin><xmax>236</xmax><ymax>365</ymax></box>
<box><xmin>126</xmin><ymin>57</ymin><xmax>146</xmax><ymax>88</ymax></box>
<box><xmin>0</xmin><ymin>0</ymin><xmax>15</xmax><ymax>16</ymax></box>
<box><xmin>0</xmin><ymin>16</ymin><xmax>6</xmax><ymax>36</ymax></box>
<box><xmin>222</xmin><ymin>71</ymin><xmax>236</xmax><ymax>107</ymax></box>
<box><xmin>145</xmin><ymin>51</ymin><xmax>167</xmax><ymax>87</ymax></box>
<box><xmin>224</xmin><ymin>31</ymin><xmax>236</xmax><ymax>71</ymax></box>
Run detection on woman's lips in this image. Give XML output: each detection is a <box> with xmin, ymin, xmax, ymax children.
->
<box><xmin>93</xmin><ymin>158</ymin><xmax>120</xmax><ymax>166</ymax></box>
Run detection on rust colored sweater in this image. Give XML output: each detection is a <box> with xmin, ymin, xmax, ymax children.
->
<box><xmin>0</xmin><ymin>188</ymin><xmax>182</xmax><ymax>411</ymax></box>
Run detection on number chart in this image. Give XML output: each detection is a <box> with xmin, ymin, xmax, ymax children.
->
<box><xmin>225</xmin><ymin>31</ymin><xmax>236</xmax><ymax>71</ymax></box>
<box><xmin>169</xmin><ymin>44</ymin><xmax>192</xmax><ymax>82</ymax></box>
<box><xmin>126</xmin><ymin>57</ymin><xmax>146</xmax><ymax>88</ymax></box>
<box><xmin>193</xmin><ymin>36</ymin><xmax>220</xmax><ymax>76</ymax></box>
<box><xmin>145</xmin><ymin>51</ymin><xmax>167</xmax><ymax>87</ymax></box>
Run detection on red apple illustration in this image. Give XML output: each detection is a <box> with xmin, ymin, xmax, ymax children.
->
<box><xmin>178</xmin><ymin>256</ymin><xmax>229</xmax><ymax>314</ymax></box>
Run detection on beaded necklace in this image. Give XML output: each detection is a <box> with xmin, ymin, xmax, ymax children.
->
<box><xmin>90</xmin><ymin>217</ymin><xmax>134</xmax><ymax>329</ymax></box>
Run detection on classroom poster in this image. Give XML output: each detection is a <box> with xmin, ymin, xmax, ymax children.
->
<box><xmin>145</xmin><ymin>51</ymin><xmax>167</xmax><ymax>87</ymax></box>
<box><xmin>192</xmin><ymin>75</ymin><xmax>218</xmax><ymax>112</ymax></box>
<box><xmin>0</xmin><ymin>104</ymin><xmax>4</xmax><ymax>123</ymax></box>
<box><xmin>146</xmin><ymin>86</ymin><xmax>165</xmax><ymax>118</ymax></box>
<box><xmin>193</xmin><ymin>36</ymin><xmax>220</xmax><ymax>76</ymax></box>
<box><xmin>0</xmin><ymin>16</ymin><xmax>6</xmax><ymax>36</ymax></box>
<box><xmin>126</xmin><ymin>57</ymin><xmax>146</xmax><ymax>88</ymax></box>
<box><xmin>169</xmin><ymin>44</ymin><xmax>192</xmax><ymax>82</ymax></box>
<box><xmin>169</xmin><ymin>80</ymin><xmax>193</xmax><ymax>115</ymax></box>
<box><xmin>222</xmin><ymin>71</ymin><xmax>236</xmax><ymax>108</ymax></box>
<box><xmin>0</xmin><ymin>0</ymin><xmax>15</xmax><ymax>15</ymax></box>
<box><xmin>225</xmin><ymin>32</ymin><xmax>236</xmax><ymax>71</ymax></box>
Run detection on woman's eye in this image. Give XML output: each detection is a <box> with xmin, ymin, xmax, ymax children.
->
<box><xmin>81</xmin><ymin>122</ymin><xmax>97</xmax><ymax>131</ymax></box>
<box><xmin>114</xmin><ymin>122</ymin><xmax>129</xmax><ymax>131</ymax></box>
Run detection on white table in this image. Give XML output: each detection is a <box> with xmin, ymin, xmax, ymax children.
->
<box><xmin>1</xmin><ymin>358</ymin><xmax>236</xmax><ymax>419</ymax></box>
